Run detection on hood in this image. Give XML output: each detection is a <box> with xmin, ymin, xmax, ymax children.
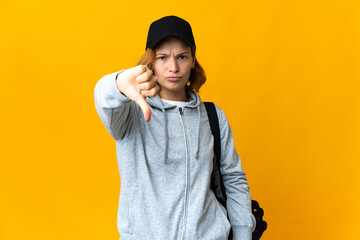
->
<box><xmin>145</xmin><ymin>91</ymin><xmax>202</xmax><ymax>164</ymax></box>
<box><xmin>146</xmin><ymin>91</ymin><xmax>201</xmax><ymax>109</ymax></box>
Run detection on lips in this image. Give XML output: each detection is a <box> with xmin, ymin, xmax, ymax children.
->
<box><xmin>166</xmin><ymin>76</ymin><xmax>182</xmax><ymax>81</ymax></box>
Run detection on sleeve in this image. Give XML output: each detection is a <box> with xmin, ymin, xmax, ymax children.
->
<box><xmin>94</xmin><ymin>70</ymin><xmax>140</xmax><ymax>140</ymax></box>
<box><xmin>214</xmin><ymin>104</ymin><xmax>256</xmax><ymax>240</ymax></box>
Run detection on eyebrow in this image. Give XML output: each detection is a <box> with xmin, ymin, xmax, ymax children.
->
<box><xmin>156</xmin><ymin>51</ymin><xmax>190</xmax><ymax>56</ymax></box>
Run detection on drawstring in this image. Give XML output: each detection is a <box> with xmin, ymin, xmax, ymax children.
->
<box><xmin>194</xmin><ymin>105</ymin><xmax>201</xmax><ymax>159</ymax></box>
<box><xmin>161</xmin><ymin>101</ymin><xmax>201</xmax><ymax>163</ymax></box>
<box><xmin>162</xmin><ymin>108</ymin><xmax>169</xmax><ymax>164</ymax></box>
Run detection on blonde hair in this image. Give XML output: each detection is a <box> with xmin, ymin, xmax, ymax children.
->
<box><xmin>137</xmin><ymin>45</ymin><xmax>206</xmax><ymax>93</ymax></box>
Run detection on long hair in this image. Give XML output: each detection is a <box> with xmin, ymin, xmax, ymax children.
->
<box><xmin>137</xmin><ymin>46</ymin><xmax>206</xmax><ymax>93</ymax></box>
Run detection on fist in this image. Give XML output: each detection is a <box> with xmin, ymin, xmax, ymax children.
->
<box><xmin>116</xmin><ymin>65</ymin><xmax>160</xmax><ymax>122</ymax></box>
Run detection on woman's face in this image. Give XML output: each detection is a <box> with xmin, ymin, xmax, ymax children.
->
<box><xmin>153</xmin><ymin>37</ymin><xmax>195</xmax><ymax>100</ymax></box>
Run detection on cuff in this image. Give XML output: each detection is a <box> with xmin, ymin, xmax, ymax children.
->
<box><xmin>232</xmin><ymin>226</ymin><xmax>253</xmax><ymax>240</ymax></box>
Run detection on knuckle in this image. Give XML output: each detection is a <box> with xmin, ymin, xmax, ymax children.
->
<box><xmin>141</xmin><ymin>83</ymin><xmax>148</xmax><ymax>89</ymax></box>
<box><xmin>150</xmin><ymin>82</ymin><xmax>156</xmax><ymax>88</ymax></box>
<box><xmin>146</xmin><ymin>91</ymin><xmax>153</xmax><ymax>97</ymax></box>
<box><xmin>150</xmin><ymin>88</ymin><xmax>157</xmax><ymax>95</ymax></box>
<box><xmin>135</xmin><ymin>75</ymin><xmax>142</xmax><ymax>82</ymax></box>
<box><xmin>146</xmin><ymin>71</ymin><xmax>153</xmax><ymax>79</ymax></box>
<box><xmin>154</xmin><ymin>87</ymin><xmax>160</xmax><ymax>94</ymax></box>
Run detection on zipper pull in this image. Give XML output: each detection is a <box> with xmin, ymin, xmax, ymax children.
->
<box><xmin>179</xmin><ymin>107</ymin><xmax>184</xmax><ymax>115</ymax></box>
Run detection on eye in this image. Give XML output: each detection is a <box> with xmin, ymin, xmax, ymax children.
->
<box><xmin>179</xmin><ymin>55</ymin><xmax>187</xmax><ymax>60</ymax></box>
<box><xmin>157</xmin><ymin>56</ymin><xmax>166</xmax><ymax>60</ymax></box>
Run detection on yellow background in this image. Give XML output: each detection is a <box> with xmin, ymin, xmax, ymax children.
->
<box><xmin>1</xmin><ymin>0</ymin><xmax>359</xmax><ymax>239</ymax></box>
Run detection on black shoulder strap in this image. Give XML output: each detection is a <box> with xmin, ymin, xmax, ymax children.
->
<box><xmin>204</xmin><ymin>102</ymin><xmax>227</xmax><ymax>205</ymax></box>
<box><xmin>204</xmin><ymin>102</ymin><xmax>231</xmax><ymax>238</ymax></box>
<box><xmin>204</xmin><ymin>102</ymin><xmax>221</xmax><ymax>171</ymax></box>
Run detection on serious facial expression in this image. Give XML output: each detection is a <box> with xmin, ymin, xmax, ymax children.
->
<box><xmin>153</xmin><ymin>37</ymin><xmax>195</xmax><ymax>100</ymax></box>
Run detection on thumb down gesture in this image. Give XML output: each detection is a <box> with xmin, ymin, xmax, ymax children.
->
<box><xmin>116</xmin><ymin>65</ymin><xmax>160</xmax><ymax>122</ymax></box>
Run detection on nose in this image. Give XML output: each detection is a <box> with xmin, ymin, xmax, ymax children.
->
<box><xmin>168</xmin><ymin>57</ymin><xmax>179</xmax><ymax>73</ymax></box>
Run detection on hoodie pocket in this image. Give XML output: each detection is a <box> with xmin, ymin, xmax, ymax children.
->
<box><xmin>215</xmin><ymin>199</ymin><xmax>231</xmax><ymax>235</ymax></box>
<box><xmin>118</xmin><ymin>188</ymin><xmax>137</xmax><ymax>235</ymax></box>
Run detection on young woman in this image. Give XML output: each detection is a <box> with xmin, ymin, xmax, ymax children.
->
<box><xmin>94</xmin><ymin>15</ymin><xmax>255</xmax><ymax>240</ymax></box>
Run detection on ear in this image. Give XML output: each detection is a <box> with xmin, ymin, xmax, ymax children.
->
<box><xmin>192</xmin><ymin>57</ymin><xmax>196</xmax><ymax>68</ymax></box>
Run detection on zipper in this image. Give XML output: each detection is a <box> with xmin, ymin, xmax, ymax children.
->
<box><xmin>179</xmin><ymin>107</ymin><xmax>189</xmax><ymax>240</ymax></box>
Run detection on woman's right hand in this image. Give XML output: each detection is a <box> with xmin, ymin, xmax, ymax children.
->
<box><xmin>116</xmin><ymin>65</ymin><xmax>160</xmax><ymax>122</ymax></box>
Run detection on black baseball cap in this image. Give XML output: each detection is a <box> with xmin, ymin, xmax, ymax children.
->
<box><xmin>146</xmin><ymin>15</ymin><xmax>196</xmax><ymax>50</ymax></box>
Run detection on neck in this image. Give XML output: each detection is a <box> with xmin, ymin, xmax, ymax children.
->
<box><xmin>159</xmin><ymin>90</ymin><xmax>189</xmax><ymax>102</ymax></box>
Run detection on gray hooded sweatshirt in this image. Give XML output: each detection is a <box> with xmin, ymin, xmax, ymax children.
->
<box><xmin>94</xmin><ymin>70</ymin><xmax>256</xmax><ymax>240</ymax></box>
